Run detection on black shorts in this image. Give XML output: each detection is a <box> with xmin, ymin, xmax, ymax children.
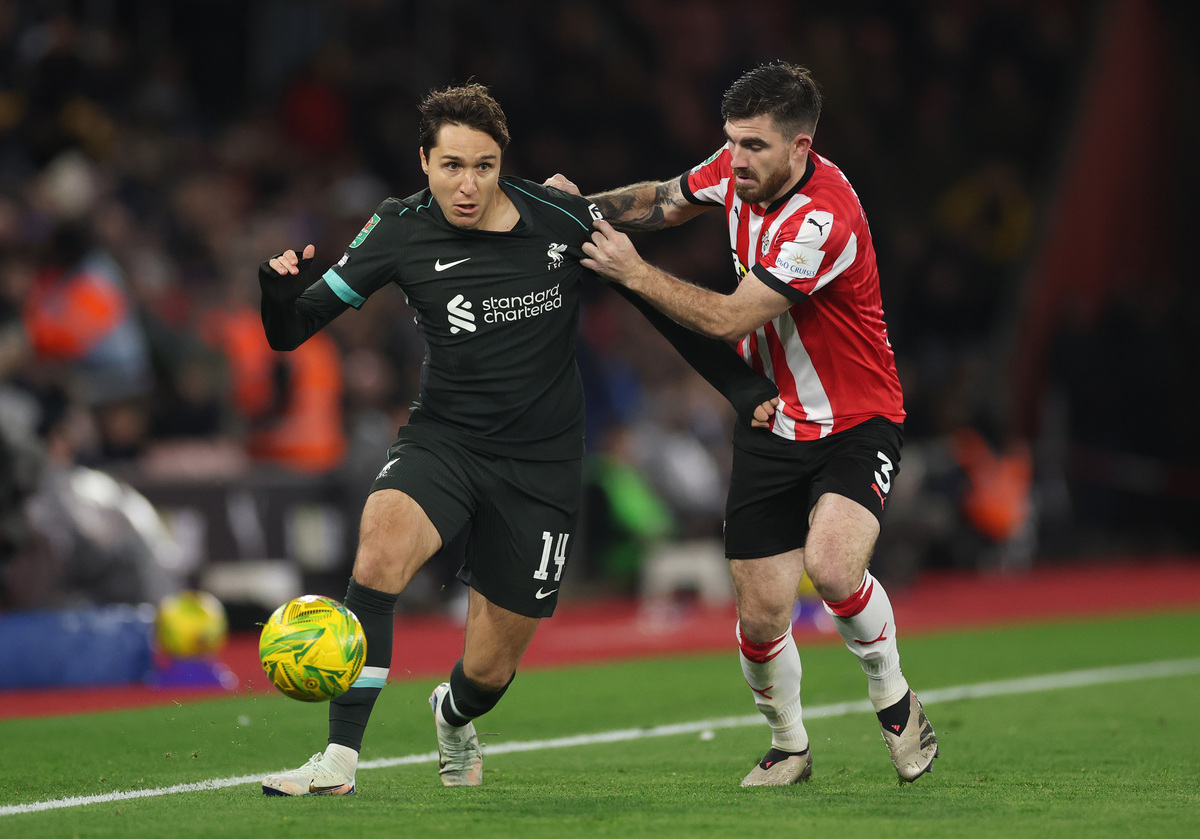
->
<box><xmin>369</xmin><ymin>425</ymin><xmax>582</xmax><ymax>618</ymax></box>
<box><xmin>724</xmin><ymin>417</ymin><xmax>903</xmax><ymax>559</ymax></box>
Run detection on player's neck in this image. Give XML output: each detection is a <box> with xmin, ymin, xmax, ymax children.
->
<box><xmin>478</xmin><ymin>189</ymin><xmax>520</xmax><ymax>232</ymax></box>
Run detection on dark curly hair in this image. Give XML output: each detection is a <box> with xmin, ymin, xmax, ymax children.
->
<box><xmin>721</xmin><ymin>62</ymin><xmax>823</xmax><ymax>140</ymax></box>
<box><xmin>419</xmin><ymin>82</ymin><xmax>511</xmax><ymax>158</ymax></box>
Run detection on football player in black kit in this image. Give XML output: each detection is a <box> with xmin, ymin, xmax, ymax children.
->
<box><xmin>259</xmin><ymin>83</ymin><xmax>778</xmax><ymax>795</ymax></box>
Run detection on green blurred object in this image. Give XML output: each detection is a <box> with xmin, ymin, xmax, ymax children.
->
<box><xmin>587</xmin><ymin>453</ymin><xmax>676</xmax><ymax>582</ymax></box>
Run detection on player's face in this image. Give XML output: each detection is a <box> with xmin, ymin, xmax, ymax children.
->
<box><xmin>421</xmin><ymin>123</ymin><xmax>504</xmax><ymax>229</ymax></box>
<box><xmin>724</xmin><ymin>116</ymin><xmax>810</xmax><ymax>206</ymax></box>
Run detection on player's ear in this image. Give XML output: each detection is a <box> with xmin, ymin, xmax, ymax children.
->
<box><xmin>792</xmin><ymin>133</ymin><xmax>812</xmax><ymax>161</ymax></box>
<box><xmin>419</xmin><ymin>147</ymin><xmax>429</xmax><ymax>175</ymax></box>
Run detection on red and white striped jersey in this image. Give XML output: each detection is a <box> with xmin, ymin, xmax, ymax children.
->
<box><xmin>681</xmin><ymin>148</ymin><xmax>905</xmax><ymax>441</ymax></box>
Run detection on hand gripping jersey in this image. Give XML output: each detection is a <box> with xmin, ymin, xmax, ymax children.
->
<box><xmin>682</xmin><ymin>149</ymin><xmax>905</xmax><ymax>441</ymax></box>
<box><xmin>310</xmin><ymin>178</ymin><xmax>601</xmax><ymax>460</ymax></box>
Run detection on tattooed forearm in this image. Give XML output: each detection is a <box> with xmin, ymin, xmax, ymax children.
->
<box><xmin>591</xmin><ymin>191</ymin><xmax>662</xmax><ymax>230</ymax></box>
<box><xmin>589</xmin><ymin>179</ymin><xmax>688</xmax><ymax>231</ymax></box>
<box><xmin>603</xmin><ymin>202</ymin><xmax>667</xmax><ymax>231</ymax></box>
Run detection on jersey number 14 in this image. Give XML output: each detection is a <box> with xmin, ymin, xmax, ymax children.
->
<box><xmin>534</xmin><ymin>531</ymin><xmax>569</xmax><ymax>582</ymax></box>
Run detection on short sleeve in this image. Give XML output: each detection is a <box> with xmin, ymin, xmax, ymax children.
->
<box><xmin>681</xmin><ymin>146</ymin><xmax>730</xmax><ymax>207</ymax></box>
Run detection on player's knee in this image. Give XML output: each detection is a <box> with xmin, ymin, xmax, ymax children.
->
<box><xmin>804</xmin><ymin>558</ymin><xmax>861</xmax><ymax>603</ymax></box>
<box><xmin>351</xmin><ymin>539</ymin><xmax>419</xmax><ymax>592</ymax></box>
<box><xmin>352</xmin><ymin>490</ymin><xmax>442</xmax><ymax>586</ymax></box>
<box><xmin>349</xmin><ymin>567</ymin><xmax>388</xmax><ymax>593</ymax></box>
<box><xmin>736</xmin><ymin>604</ymin><xmax>792</xmax><ymax>643</ymax></box>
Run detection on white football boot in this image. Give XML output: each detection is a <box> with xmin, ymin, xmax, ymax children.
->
<box><xmin>430</xmin><ymin>682</ymin><xmax>483</xmax><ymax>786</ymax></box>
<box><xmin>740</xmin><ymin>747</ymin><xmax>813</xmax><ymax>786</ymax></box>
<box><xmin>880</xmin><ymin>691</ymin><xmax>939</xmax><ymax>782</ymax></box>
<box><xmin>262</xmin><ymin>752</ymin><xmax>355</xmax><ymax>796</ymax></box>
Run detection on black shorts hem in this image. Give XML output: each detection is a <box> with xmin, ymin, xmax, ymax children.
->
<box><xmin>456</xmin><ymin>569</ymin><xmax>558</xmax><ymax>619</ymax></box>
<box><xmin>725</xmin><ymin>547</ymin><xmax>804</xmax><ymax>560</ymax></box>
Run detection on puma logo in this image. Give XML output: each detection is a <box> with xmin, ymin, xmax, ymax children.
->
<box><xmin>853</xmin><ymin>622</ymin><xmax>889</xmax><ymax>646</ymax></box>
<box><xmin>871</xmin><ymin>482</ymin><xmax>886</xmax><ymax>509</ymax></box>
<box><xmin>807</xmin><ymin>218</ymin><xmax>829</xmax><ymax>234</ymax></box>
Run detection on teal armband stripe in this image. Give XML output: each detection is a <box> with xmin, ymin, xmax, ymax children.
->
<box><xmin>323</xmin><ymin>267</ymin><xmax>366</xmax><ymax>309</ymax></box>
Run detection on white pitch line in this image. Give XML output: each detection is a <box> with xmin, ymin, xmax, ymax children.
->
<box><xmin>4</xmin><ymin>657</ymin><xmax>1199</xmax><ymax>817</ymax></box>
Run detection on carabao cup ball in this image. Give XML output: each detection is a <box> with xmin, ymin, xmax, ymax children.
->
<box><xmin>259</xmin><ymin>595</ymin><xmax>367</xmax><ymax>702</ymax></box>
<box><xmin>156</xmin><ymin>590</ymin><xmax>229</xmax><ymax>659</ymax></box>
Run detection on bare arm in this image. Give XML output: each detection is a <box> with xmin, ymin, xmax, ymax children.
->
<box><xmin>582</xmin><ymin>220</ymin><xmax>794</xmax><ymax>343</ymax></box>
<box><xmin>589</xmin><ymin>178</ymin><xmax>708</xmax><ymax>231</ymax></box>
<box><xmin>544</xmin><ymin>174</ymin><xmax>707</xmax><ymax>231</ymax></box>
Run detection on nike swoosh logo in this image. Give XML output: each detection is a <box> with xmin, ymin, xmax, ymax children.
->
<box><xmin>309</xmin><ymin>783</ymin><xmax>345</xmax><ymax>793</ymax></box>
<box><xmin>435</xmin><ymin>257</ymin><xmax>471</xmax><ymax>272</ymax></box>
<box><xmin>535</xmin><ymin>588</ymin><xmax>557</xmax><ymax>599</ymax></box>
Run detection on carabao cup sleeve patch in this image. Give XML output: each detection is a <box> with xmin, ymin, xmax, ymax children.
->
<box><xmin>350</xmin><ymin>214</ymin><xmax>381</xmax><ymax>248</ymax></box>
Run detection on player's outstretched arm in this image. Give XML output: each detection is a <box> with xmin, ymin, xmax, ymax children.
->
<box><xmin>584</xmin><ymin>221</ymin><xmax>792</xmax><ymax>343</ymax></box>
<box><xmin>544</xmin><ymin>174</ymin><xmax>706</xmax><ymax>231</ymax></box>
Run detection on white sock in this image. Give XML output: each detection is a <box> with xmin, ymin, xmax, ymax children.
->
<box><xmin>823</xmin><ymin>571</ymin><xmax>910</xmax><ymax>711</ymax></box>
<box><xmin>737</xmin><ymin>622</ymin><xmax>809</xmax><ymax>752</ymax></box>
<box><xmin>324</xmin><ymin>743</ymin><xmax>359</xmax><ymax>777</ymax></box>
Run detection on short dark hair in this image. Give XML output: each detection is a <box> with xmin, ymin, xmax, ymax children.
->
<box><xmin>721</xmin><ymin>62</ymin><xmax>823</xmax><ymax>140</ymax></box>
<box><xmin>419</xmin><ymin>82</ymin><xmax>511</xmax><ymax>158</ymax></box>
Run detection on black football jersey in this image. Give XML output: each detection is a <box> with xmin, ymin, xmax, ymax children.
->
<box><xmin>303</xmin><ymin>177</ymin><xmax>601</xmax><ymax>460</ymax></box>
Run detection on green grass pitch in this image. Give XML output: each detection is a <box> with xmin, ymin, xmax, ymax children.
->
<box><xmin>2</xmin><ymin>612</ymin><xmax>1198</xmax><ymax>838</ymax></box>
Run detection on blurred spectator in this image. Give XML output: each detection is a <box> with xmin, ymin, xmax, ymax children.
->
<box><xmin>952</xmin><ymin>425</ymin><xmax>1035</xmax><ymax>571</ymax></box>
<box><xmin>199</xmin><ymin>295</ymin><xmax>346</xmax><ymax>474</ymax></box>
<box><xmin>872</xmin><ymin>421</ymin><xmax>1036</xmax><ymax>587</ymax></box>
<box><xmin>23</xmin><ymin>216</ymin><xmax>152</xmax><ymax>406</ymax></box>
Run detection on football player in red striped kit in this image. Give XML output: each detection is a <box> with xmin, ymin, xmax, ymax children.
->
<box><xmin>546</xmin><ymin>61</ymin><xmax>937</xmax><ymax>785</ymax></box>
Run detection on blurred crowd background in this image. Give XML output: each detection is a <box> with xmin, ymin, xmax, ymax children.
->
<box><xmin>1</xmin><ymin>0</ymin><xmax>1196</xmax><ymax>619</ymax></box>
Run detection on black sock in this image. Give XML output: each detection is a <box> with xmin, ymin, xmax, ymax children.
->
<box><xmin>438</xmin><ymin>658</ymin><xmax>515</xmax><ymax>726</ymax></box>
<box><xmin>876</xmin><ymin>692</ymin><xmax>911</xmax><ymax>735</ymax></box>
<box><xmin>328</xmin><ymin>579</ymin><xmax>398</xmax><ymax>751</ymax></box>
